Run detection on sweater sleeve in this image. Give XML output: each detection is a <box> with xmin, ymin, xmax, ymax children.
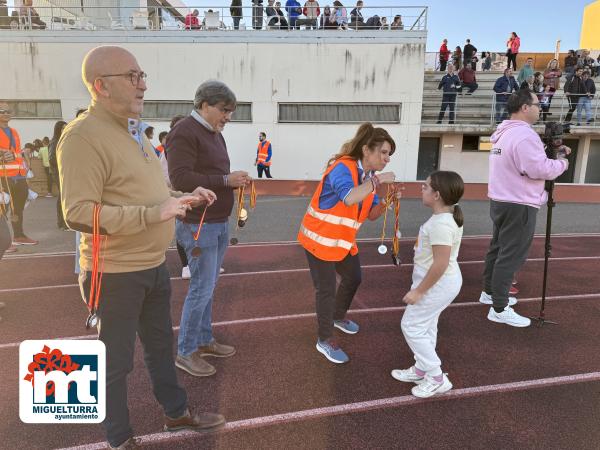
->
<box><xmin>58</xmin><ymin>133</ymin><xmax>163</xmax><ymax>236</ymax></box>
<box><xmin>513</xmin><ymin>136</ymin><xmax>568</xmax><ymax>181</ymax></box>
<box><xmin>167</xmin><ymin>129</ymin><xmax>227</xmax><ymax>192</ymax></box>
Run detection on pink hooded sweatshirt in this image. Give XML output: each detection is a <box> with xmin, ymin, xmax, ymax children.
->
<box><xmin>488</xmin><ymin>120</ymin><xmax>567</xmax><ymax>208</ymax></box>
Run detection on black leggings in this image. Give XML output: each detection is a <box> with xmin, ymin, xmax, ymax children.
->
<box><xmin>0</xmin><ymin>177</ymin><xmax>28</xmax><ymax>238</ymax></box>
<box><xmin>176</xmin><ymin>241</ymin><xmax>188</xmax><ymax>268</ymax></box>
<box><xmin>507</xmin><ymin>52</ymin><xmax>517</xmax><ymax>70</ymax></box>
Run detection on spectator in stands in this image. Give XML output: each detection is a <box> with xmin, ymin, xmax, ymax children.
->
<box><xmin>391</xmin><ymin>15</ymin><xmax>403</xmax><ymax>30</ymax></box>
<box><xmin>349</xmin><ymin>1</ymin><xmax>363</xmax><ymax>28</ymax></box>
<box><xmin>458</xmin><ymin>62</ymin><xmax>478</xmax><ymax>94</ymax></box>
<box><xmin>319</xmin><ymin>5</ymin><xmax>336</xmax><ymax>29</ymax></box>
<box><xmin>506</xmin><ymin>32</ymin><xmax>520</xmax><ymax>71</ymax></box>
<box><xmin>266</xmin><ymin>0</ymin><xmax>279</xmax><ymax>28</ymax></box>
<box><xmin>493</xmin><ymin>68</ymin><xmax>519</xmax><ymax>123</ymax></box>
<box><xmin>332</xmin><ymin>0</ymin><xmax>348</xmax><ymax>29</ymax></box>
<box><xmin>380</xmin><ymin>16</ymin><xmax>387</xmax><ymax>30</ymax></box>
<box><xmin>230</xmin><ymin>0</ymin><xmax>243</xmax><ymax>30</ymax></box>
<box><xmin>517</xmin><ymin>57</ymin><xmax>534</xmax><ymax>85</ymax></box>
<box><xmin>0</xmin><ymin>102</ymin><xmax>37</xmax><ymax>246</ymax></box>
<box><xmin>364</xmin><ymin>14</ymin><xmax>381</xmax><ymax>29</ymax></box>
<box><xmin>577</xmin><ymin>71</ymin><xmax>596</xmax><ymax>126</ymax></box>
<box><xmin>0</xmin><ymin>0</ymin><xmax>9</xmax><ymax>30</ymax></box>
<box><xmin>520</xmin><ymin>75</ymin><xmax>534</xmax><ymax>91</ymax></box>
<box><xmin>463</xmin><ymin>39</ymin><xmax>477</xmax><ymax>69</ymax></box>
<box><xmin>578</xmin><ymin>50</ymin><xmax>595</xmax><ymax>73</ymax></box>
<box><xmin>185</xmin><ymin>9</ymin><xmax>201</xmax><ymax>30</ymax></box>
<box><xmin>286</xmin><ymin>0</ymin><xmax>302</xmax><ymax>29</ymax></box>
<box><xmin>564</xmin><ymin>67</ymin><xmax>585</xmax><ymax>123</ymax></box>
<box><xmin>452</xmin><ymin>46</ymin><xmax>462</xmax><ymax>70</ymax></box>
<box><xmin>481</xmin><ymin>51</ymin><xmax>492</xmax><ymax>71</ymax></box>
<box><xmin>438</xmin><ymin>39</ymin><xmax>450</xmax><ymax>72</ymax></box>
<box><xmin>271</xmin><ymin>1</ymin><xmax>289</xmax><ymax>28</ymax></box>
<box><xmin>253</xmin><ymin>0</ymin><xmax>264</xmax><ymax>30</ymax></box>
<box><xmin>532</xmin><ymin>72</ymin><xmax>544</xmax><ymax>95</ymax></box>
<box><xmin>48</xmin><ymin>120</ymin><xmax>67</xmax><ymax>230</ymax></box>
<box><xmin>542</xmin><ymin>58</ymin><xmax>561</xmax><ymax>112</ymax></box>
<box><xmin>302</xmin><ymin>0</ymin><xmax>320</xmax><ymax>29</ymax></box>
<box><xmin>564</xmin><ymin>50</ymin><xmax>578</xmax><ymax>80</ymax></box>
<box><xmin>38</xmin><ymin>136</ymin><xmax>55</xmax><ymax>197</ymax></box>
<box><xmin>19</xmin><ymin>4</ymin><xmax>46</xmax><ymax>29</ymax></box>
<box><xmin>539</xmin><ymin>85</ymin><xmax>552</xmax><ymax>122</ymax></box>
<box><xmin>436</xmin><ymin>64</ymin><xmax>461</xmax><ymax>125</ymax></box>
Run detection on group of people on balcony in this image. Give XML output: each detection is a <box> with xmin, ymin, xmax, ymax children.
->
<box><xmin>183</xmin><ymin>0</ymin><xmax>404</xmax><ymax>30</ymax></box>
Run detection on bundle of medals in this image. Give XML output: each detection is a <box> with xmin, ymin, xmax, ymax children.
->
<box><xmin>230</xmin><ymin>180</ymin><xmax>257</xmax><ymax>245</ymax></box>
<box><xmin>86</xmin><ymin>204</ymin><xmax>107</xmax><ymax>329</ymax></box>
<box><xmin>377</xmin><ymin>185</ymin><xmax>402</xmax><ymax>266</ymax></box>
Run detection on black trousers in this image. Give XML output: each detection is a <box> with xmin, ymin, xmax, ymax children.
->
<box><xmin>257</xmin><ymin>165</ymin><xmax>272</xmax><ymax>178</ymax></box>
<box><xmin>507</xmin><ymin>52</ymin><xmax>517</xmax><ymax>70</ymax></box>
<box><xmin>564</xmin><ymin>95</ymin><xmax>580</xmax><ymax>123</ymax></box>
<box><xmin>483</xmin><ymin>201</ymin><xmax>537</xmax><ymax>309</ymax></box>
<box><xmin>439</xmin><ymin>59</ymin><xmax>447</xmax><ymax>72</ymax></box>
<box><xmin>305</xmin><ymin>250</ymin><xmax>362</xmax><ymax>341</ymax></box>
<box><xmin>0</xmin><ymin>177</ymin><xmax>28</xmax><ymax>238</ymax></box>
<box><xmin>79</xmin><ymin>263</ymin><xmax>187</xmax><ymax>447</ymax></box>
<box><xmin>0</xmin><ymin>216</ymin><xmax>10</xmax><ymax>259</ymax></box>
<box><xmin>438</xmin><ymin>93</ymin><xmax>457</xmax><ymax>123</ymax></box>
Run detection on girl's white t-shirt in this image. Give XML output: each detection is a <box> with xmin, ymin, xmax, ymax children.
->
<box><xmin>413</xmin><ymin>213</ymin><xmax>463</xmax><ymax>276</ymax></box>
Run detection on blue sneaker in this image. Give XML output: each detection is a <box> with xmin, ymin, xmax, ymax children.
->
<box><xmin>316</xmin><ymin>339</ymin><xmax>349</xmax><ymax>364</ymax></box>
<box><xmin>333</xmin><ymin>319</ymin><xmax>359</xmax><ymax>334</ymax></box>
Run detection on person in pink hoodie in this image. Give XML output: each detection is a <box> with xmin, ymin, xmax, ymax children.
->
<box><xmin>479</xmin><ymin>90</ymin><xmax>570</xmax><ymax>327</ymax></box>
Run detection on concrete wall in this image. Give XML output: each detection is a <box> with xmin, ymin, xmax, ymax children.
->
<box><xmin>436</xmin><ymin>134</ymin><xmax>490</xmax><ymax>183</ymax></box>
<box><xmin>0</xmin><ymin>32</ymin><xmax>426</xmax><ymax>181</ymax></box>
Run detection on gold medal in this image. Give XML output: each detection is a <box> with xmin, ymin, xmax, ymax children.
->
<box><xmin>191</xmin><ymin>247</ymin><xmax>202</xmax><ymax>257</ymax></box>
<box><xmin>230</xmin><ymin>237</ymin><xmax>239</xmax><ymax>245</ymax></box>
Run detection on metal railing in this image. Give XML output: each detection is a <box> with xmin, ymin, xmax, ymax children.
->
<box><xmin>421</xmin><ymin>92</ymin><xmax>600</xmax><ymax>127</ymax></box>
<box><xmin>0</xmin><ymin>5</ymin><xmax>427</xmax><ymax>32</ymax></box>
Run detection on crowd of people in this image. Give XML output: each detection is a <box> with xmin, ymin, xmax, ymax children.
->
<box><xmin>435</xmin><ymin>36</ymin><xmax>598</xmax><ymax>126</ymax></box>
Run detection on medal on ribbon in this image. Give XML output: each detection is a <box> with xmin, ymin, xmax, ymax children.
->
<box><xmin>230</xmin><ymin>180</ymin><xmax>257</xmax><ymax>245</ymax></box>
<box><xmin>378</xmin><ymin>185</ymin><xmax>402</xmax><ymax>266</ymax></box>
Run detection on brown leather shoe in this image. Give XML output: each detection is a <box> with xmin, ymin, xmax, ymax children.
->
<box><xmin>175</xmin><ymin>353</ymin><xmax>216</xmax><ymax>377</ymax></box>
<box><xmin>108</xmin><ymin>436</ymin><xmax>141</xmax><ymax>449</ymax></box>
<box><xmin>198</xmin><ymin>340</ymin><xmax>236</xmax><ymax>358</ymax></box>
<box><xmin>164</xmin><ymin>408</ymin><xmax>225</xmax><ymax>433</ymax></box>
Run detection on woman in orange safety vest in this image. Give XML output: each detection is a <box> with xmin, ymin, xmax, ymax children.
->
<box><xmin>298</xmin><ymin>122</ymin><xmax>401</xmax><ymax>364</ymax></box>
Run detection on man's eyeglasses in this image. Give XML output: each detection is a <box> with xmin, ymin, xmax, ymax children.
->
<box><xmin>100</xmin><ymin>71</ymin><xmax>147</xmax><ymax>87</ymax></box>
<box><xmin>530</xmin><ymin>102</ymin><xmax>540</xmax><ymax>108</ymax></box>
<box><xmin>214</xmin><ymin>104</ymin><xmax>236</xmax><ymax>115</ymax></box>
<box><xmin>0</xmin><ymin>109</ymin><xmax>12</xmax><ymax>114</ymax></box>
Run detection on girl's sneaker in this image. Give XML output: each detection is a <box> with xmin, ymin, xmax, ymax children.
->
<box><xmin>391</xmin><ymin>366</ymin><xmax>425</xmax><ymax>384</ymax></box>
<box><xmin>411</xmin><ymin>374</ymin><xmax>453</xmax><ymax>398</ymax></box>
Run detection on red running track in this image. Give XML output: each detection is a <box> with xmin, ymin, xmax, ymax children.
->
<box><xmin>1</xmin><ymin>235</ymin><xmax>599</xmax><ymax>449</ymax></box>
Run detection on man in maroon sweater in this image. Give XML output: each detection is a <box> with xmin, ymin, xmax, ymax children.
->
<box><xmin>458</xmin><ymin>63</ymin><xmax>478</xmax><ymax>94</ymax></box>
<box><xmin>167</xmin><ymin>80</ymin><xmax>251</xmax><ymax>377</ymax></box>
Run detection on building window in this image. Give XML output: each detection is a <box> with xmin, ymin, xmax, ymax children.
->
<box><xmin>462</xmin><ymin>135</ymin><xmax>492</xmax><ymax>152</ymax></box>
<box><xmin>278</xmin><ymin>103</ymin><xmax>401</xmax><ymax>123</ymax></box>
<box><xmin>142</xmin><ymin>101</ymin><xmax>252</xmax><ymax>122</ymax></box>
<box><xmin>7</xmin><ymin>101</ymin><xmax>62</xmax><ymax>119</ymax></box>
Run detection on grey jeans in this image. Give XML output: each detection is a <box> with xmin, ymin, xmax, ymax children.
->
<box><xmin>483</xmin><ymin>200</ymin><xmax>538</xmax><ymax>309</ymax></box>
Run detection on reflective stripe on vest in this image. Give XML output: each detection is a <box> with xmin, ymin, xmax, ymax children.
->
<box><xmin>0</xmin><ymin>127</ymin><xmax>27</xmax><ymax>177</ymax></box>
<box><xmin>257</xmin><ymin>140</ymin><xmax>271</xmax><ymax>166</ymax></box>
<box><xmin>297</xmin><ymin>156</ymin><xmax>374</xmax><ymax>261</ymax></box>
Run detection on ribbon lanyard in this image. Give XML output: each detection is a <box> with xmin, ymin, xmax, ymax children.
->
<box><xmin>190</xmin><ymin>204</ymin><xmax>209</xmax><ymax>257</ymax></box>
<box><xmin>377</xmin><ymin>185</ymin><xmax>402</xmax><ymax>266</ymax></box>
<box><xmin>231</xmin><ymin>180</ymin><xmax>257</xmax><ymax>245</ymax></box>
<box><xmin>86</xmin><ymin>204</ymin><xmax>107</xmax><ymax>329</ymax></box>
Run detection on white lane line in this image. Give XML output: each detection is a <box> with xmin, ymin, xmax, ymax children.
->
<box><xmin>57</xmin><ymin>370</ymin><xmax>600</xmax><ymax>450</ymax></box>
<box><xmin>2</xmin><ymin>255</ymin><xmax>600</xmax><ymax>295</ymax></box>
<box><xmin>6</xmin><ymin>232</ymin><xmax>600</xmax><ymax>259</ymax></box>
<box><xmin>2</xmin><ymin>293</ymin><xmax>599</xmax><ymax>351</ymax></box>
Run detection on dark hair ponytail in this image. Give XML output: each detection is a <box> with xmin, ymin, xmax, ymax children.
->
<box><xmin>327</xmin><ymin>122</ymin><xmax>396</xmax><ymax>167</ymax></box>
<box><xmin>429</xmin><ymin>170</ymin><xmax>465</xmax><ymax>227</ymax></box>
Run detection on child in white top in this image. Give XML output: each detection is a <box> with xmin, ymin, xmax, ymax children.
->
<box><xmin>391</xmin><ymin>171</ymin><xmax>465</xmax><ymax>398</ymax></box>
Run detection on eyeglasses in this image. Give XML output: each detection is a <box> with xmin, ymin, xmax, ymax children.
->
<box><xmin>0</xmin><ymin>109</ymin><xmax>12</xmax><ymax>114</ymax></box>
<box><xmin>530</xmin><ymin>102</ymin><xmax>540</xmax><ymax>108</ymax></box>
<box><xmin>99</xmin><ymin>71</ymin><xmax>147</xmax><ymax>87</ymax></box>
<box><xmin>214</xmin><ymin>104</ymin><xmax>236</xmax><ymax>115</ymax></box>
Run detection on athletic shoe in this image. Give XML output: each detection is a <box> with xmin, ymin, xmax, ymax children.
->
<box><xmin>478</xmin><ymin>291</ymin><xmax>517</xmax><ymax>306</ymax></box>
<box><xmin>487</xmin><ymin>306</ymin><xmax>531</xmax><ymax>327</ymax></box>
<box><xmin>181</xmin><ymin>266</ymin><xmax>191</xmax><ymax>279</ymax></box>
<box><xmin>220</xmin><ymin>267</ymin><xmax>225</xmax><ymax>274</ymax></box>
<box><xmin>12</xmin><ymin>236</ymin><xmax>38</xmax><ymax>245</ymax></box>
<box><xmin>5</xmin><ymin>245</ymin><xmax>17</xmax><ymax>253</ymax></box>
<box><xmin>316</xmin><ymin>338</ymin><xmax>349</xmax><ymax>364</ymax></box>
<box><xmin>333</xmin><ymin>319</ymin><xmax>359</xmax><ymax>334</ymax></box>
<box><xmin>509</xmin><ymin>285</ymin><xmax>519</xmax><ymax>295</ymax></box>
<box><xmin>391</xmin><ymin>366</ymin><xmax>425</xmax><ymax>384</ymax></box>
<box><xmin>411</xmin><ymin>374</ymin><xmax>453</xmax><ymax>398</ymax></box>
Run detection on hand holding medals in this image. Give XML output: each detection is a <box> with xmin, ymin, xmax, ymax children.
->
<box><xmin>377</xmin><ymin>182</ymin><xmax>403</xmax><ymax>266</ymax></box>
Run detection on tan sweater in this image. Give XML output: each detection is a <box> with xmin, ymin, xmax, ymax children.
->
<box><xmin>58</xmin><ymin>102</ymin><xmax>175</xmax><ymax>273</ymax></box>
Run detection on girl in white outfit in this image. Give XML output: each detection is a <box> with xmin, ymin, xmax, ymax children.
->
<box><xmin>392</xmin><ymin>171</ymin><xmax>464</xmax><ymax>398</ymax></box>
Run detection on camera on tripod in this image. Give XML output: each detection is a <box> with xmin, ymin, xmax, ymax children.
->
<box><xmin>542</xmin><ymin>122</ymin><xmax>570</xmax><ymax>159</ymax></box>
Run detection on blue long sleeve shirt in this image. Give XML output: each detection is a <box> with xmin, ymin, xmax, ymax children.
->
<box><xmin>319</xmin><ymin>161</ymin><xmax>379</xmax><ymax>211</ymax></box>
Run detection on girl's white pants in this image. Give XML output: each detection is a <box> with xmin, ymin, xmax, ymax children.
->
<box><xmin>401</xmin><ymin>266</ymin><xmax>462</xmax><ymax>376</ymax></box>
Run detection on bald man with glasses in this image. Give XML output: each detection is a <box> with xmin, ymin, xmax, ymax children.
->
<box><xmin>58</xmin><ymin>46</ymin><xmax>225</xmax><ymax>450</ymax></box>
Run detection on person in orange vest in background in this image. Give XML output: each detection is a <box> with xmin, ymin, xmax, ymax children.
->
<box><xmin>254</xmin><ymin>131</ymin><xmax>273</xmax><ymax>178</ymax></box>
<box><xmin>298</xmin><ymin>122</ymin><xmax>401</xmax><ymax>364</ymax></box>
<box><xmin>156</xmin><ymin>131</ymin><xmax>167</xmax><ymax>157</ymax></box>
<box><xmin>0</xmin><ymin>101</ymin><xmax>37</xmax><ymax>248</ymax></box>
